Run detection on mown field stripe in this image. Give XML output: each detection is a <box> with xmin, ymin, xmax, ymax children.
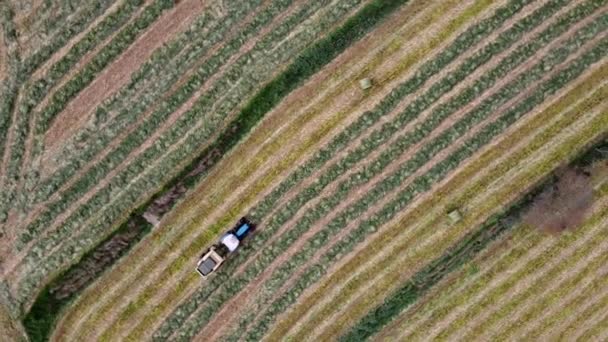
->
<box><xmin>336</xmin><ymin>39</ymin><xmax>608</xmax><ymax>341</ymax></box>
<box><xmin>277</xmin><ymin>3</ymin><xmax>600</xmax><ymax>338</ymax></box>
<box><xmin>77</xmin><ymin>0</ymin><xmax>480</xmax><ymax>340</ymax></box>
<box><xmin>155</xmin><ymin>0</ymin><xmax>538</xmax><ymax>338</ymax></box>
<box><xmin>358</xmin><ymin>72</ymin><xmax>608</xmax><ymax>341</ymax></box>
<box><xmin>239</xmin><ymin>11</ymin><xmax>608</xmax><ymax>342</ymax></box>
<box><xmin>289</xmin><ymin>82</ymin><xmax>608</xmax><ymax>342</ymax></box>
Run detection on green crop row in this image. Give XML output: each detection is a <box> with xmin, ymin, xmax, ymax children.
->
<box><xmin>27</xmin><ymin>0</ymin><xmax>264</xmax><ymax>205</ymax></box>
<box><xmin>177</xmin><ymin>4</ymin><xmax>605</xmax><ymax>340</ymax></box>
<box><xmin>224</xmin><ymin>1</ymin><xmax>601</xmax><ymax>337</ymax></box>
<box><xmin>0</xmin><ymin>0</ymin><xmax>165</xmax><ymax>218</ymax></box>
<box><xmin>0</xmin><ymin>1</ymin><xmax>22</xmax><ymax>223</ymax></box>
<box><xmin>19</xmin><ymin>0</ymin><xmax>303</xmax><ymax>246</ymax></box>
<box><xmin>17</xmin><ymin>0</ymin><xmax>311</xmax><ymax>248</ymax></box>
<box><xmin>152</xmin><ymin>0</ymin><xmax>538</xmax><ymax>338</ymax></box>
<box><xmin>22</xmin><ymin>0</ymin><xmax>119</xmax><ymax>76</ymax></box>
<box><xmin>342</xmin><ymin>127</ymin><xmax>608</xmax><ymax>341</ymax></box>
<box><xmin>34</xmin><ymin>0</ymin><xmax>173</xmax><ymax>135</ymax></box>
<box><xmin>15</xmin><ymin>0</ymin><xmax>363</xmax><ymax>311</ymax></box>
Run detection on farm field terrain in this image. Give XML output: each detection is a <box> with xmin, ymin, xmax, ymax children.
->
<box><xmin>0</xmin><ymin>0</ymin><xmax>606</xmax><ymax>341</ymax></box>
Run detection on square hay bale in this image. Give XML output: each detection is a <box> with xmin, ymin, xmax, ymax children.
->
<box><xmin>359</xmin><ymin>78</ymin><xmax>372</xmax><ymax>90</ymax></box>
<box><xmin>448</xmin><ymin>209</ymin><xmax>462</xmax><ymax>223</ymax></box>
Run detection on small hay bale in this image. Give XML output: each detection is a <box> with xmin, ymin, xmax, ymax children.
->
<box><xmin>359</xmin><ymin>78</ymin><xmax>372</xmax><ymax>90</ymax></box>
<box><xmin>448</xmin><ymin>209</ymin><xmax>462</xmax><ymax>223</ymax></box>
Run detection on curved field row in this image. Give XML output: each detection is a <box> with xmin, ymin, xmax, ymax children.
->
<box><xmin>379</xmin><ymin>180</ymin><xmax>608</xmax><ymax>342</ymax></box>
<box><xmin>150</xmin><ymin>2</ymin><xmax>604</xmax><ymax>340</ymax></box>
<box><xmin>52</xmin><ymin>0</ymin><xmax>469</xmax><ymax>339</ymax></box>
<box><xmin>0</xmin><ymin>0</ymin><xmax>161</xmax><ymax>231</ymax></box>
<box><xmin>255</xmin><ymin>30</ymin><xmax>608</xmax><ymax>342</ymax></box>
<box><xmin>8</xmin><ymin>0</ymin><xmax>366</xmax><ymax>309</ymax></box>
<box><xmin>275</xmin><ymin>62</ymin><xmax>608</xmax><ymax>342</ymax></box>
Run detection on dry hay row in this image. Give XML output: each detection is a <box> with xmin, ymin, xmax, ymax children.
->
<box><xmin>370</xmin><ymin>75</ymin><xmax>608</xmax><ymax>340</ymax></box>
<box><xmin>326</xmin><ymin>24</ymin><xmax>605</xmax><ymax>342</ymax></box>
<box><xmin>0</xmin><ymin>0</ymin><xmax>161</xmax><ymax>235</ymax></box>
<box><xmin>51</xmin><ymin>0</ymin><xmax>480</xmax><ymax>340</ymax></box>
<box><xmin>146</xmin><ymin>0</ymin><xmax>540</xmax><ymax>339</ymax></box>
<box><xmin>222</xmin><ymin>2</ymin><xmax>608</xmax><ymax>340</ymax></box>
<box><xmin>47</xmin><ymin>0</ymin><xmax>378</xmax><ymax>340</ymax></box>
<box><xmin>390</xmin><ymin>181</ymin><xmax>608</xmax><ymax>342</ymax></box>
<box><xmin>280</xmin><ymin>62</ymin><xmax>608</xmax><ymax>342</ymax></box>
<box><xmin>11</xmin><ymin>0</ymin><xmax>364</xmax><ymax>311</ymax></box>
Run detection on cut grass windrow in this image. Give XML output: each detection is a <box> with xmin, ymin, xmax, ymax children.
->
<box><xmin>16</xmin><ymin>0</ymin><xmax>360</xmax><ymax>311</ymax></box>
<box><xmin>0</xmin><ymin>1</ymin><xmax>22</xmax><ymax>223</ymax></box>
<box><xmin>270</xmin><ymin>58</ymin><xmax>608</xmax><ymax>342</ymax></box>
<box><xmin>178</xmin><ymin>11</ymin><xmax>605</xmax><ymax>342</ymax></box>
<box><xmin>218</xmin><ymin>0</ymin><xmax>595</xmax><ymax>337</ymax></box>
<box><xmin>54</xmin><ymin>0</ymin><xmax>483</xmax><ymax>338</ymax></box>
<box><xmin>0</xmin><ymin>0</ymin><xmax>169</xmax><ymax>223</ymax></box>
<box><xmin>340</xmin><ymin>131</ymin><xmax>608</xmax><ymax>341</ymax></box>
<box><xmin>245</xmin><ymin>32</ymin><xmax>608</xmax><ymax>341</ymax></box>
<box><xmin>151</xmin><ymin>0</ymin><xmax>538</xmax><ymax>338</ymax></box>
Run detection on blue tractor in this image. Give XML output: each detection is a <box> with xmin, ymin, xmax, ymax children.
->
<box><xmin>196</xmin><ymin>217</ymin><xmax>255</xmax><ymax>277</ymax></box>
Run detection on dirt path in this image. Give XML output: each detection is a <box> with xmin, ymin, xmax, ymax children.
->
<box><xmin>281</xmin><ymin>62</ymin><xmax>608</xmax><ymax>341</ymax></box>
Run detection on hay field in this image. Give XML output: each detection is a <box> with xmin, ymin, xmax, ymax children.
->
<box><xmin>0</xmin><ymin>0</ymin><xmax>606</xmax><ymax>340</ymax></box>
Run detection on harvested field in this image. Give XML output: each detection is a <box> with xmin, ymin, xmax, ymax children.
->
<box><xmin>0</xmin><ymin>0</ymin><xmax>605</xmax><ymax>341</ymax></box>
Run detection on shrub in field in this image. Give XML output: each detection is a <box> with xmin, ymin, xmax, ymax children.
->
<box><xmin>523</xmin><ymin>167</ymin><xmax>593</xmax><ymax>233</ymax></box>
